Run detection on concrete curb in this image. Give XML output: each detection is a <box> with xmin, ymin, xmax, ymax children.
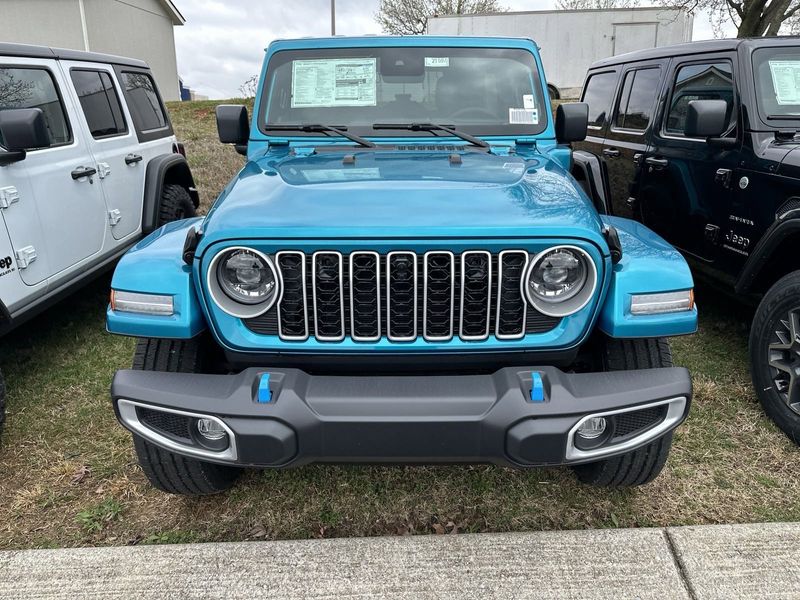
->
<box><xmin>0</xmin><ymin>522</ymin><xmax>797</xmax><ymax>599</ymax></box>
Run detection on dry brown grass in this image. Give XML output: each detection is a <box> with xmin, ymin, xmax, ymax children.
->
<box><xmin>0</xmin><ymin>100</ymin><xmax>797</xmax><ymax>550</ymax></box>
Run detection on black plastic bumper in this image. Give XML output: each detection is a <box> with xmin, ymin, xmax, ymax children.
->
<box><xmin>111</xmin><ymin>366</ymin><xmax>692</xmax><ymax>468</ymax></box>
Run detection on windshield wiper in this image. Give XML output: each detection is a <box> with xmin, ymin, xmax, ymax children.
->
<box><xmin>264</xmin><ymin>124</ymin><xmax>376</xmax><ymax>148</ymax></box>
<box><xmin>372</xmin><ymin>123</ymin><xmax>490</xmax><ymax>149</ymax></box>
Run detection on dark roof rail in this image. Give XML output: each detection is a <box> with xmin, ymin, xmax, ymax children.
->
<box><xmin>0</xmin><ymin>42</ymin><xmax>149</xmax><ymax>69</ymax></box>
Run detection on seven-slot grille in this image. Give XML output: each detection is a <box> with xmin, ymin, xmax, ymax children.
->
<box><xmin>247</xmin><ymin>250</ymin><xmax>563</xmax><ymax>342</ymax></box>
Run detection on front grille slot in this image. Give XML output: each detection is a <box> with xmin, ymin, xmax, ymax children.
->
<box><xmin>350</xmin><ymin>251</ymin><xmax>381</xmax><ymax>341</ymax></box>
<box><xmin>137</xmin><ymin>407</ymin><xmax>192</xmax><ymax>441</ymax></box>
<box><xmin>424</xmin><ymin>251</ymin><xmax>455</xmax><ymax>341</ymax></box>
<box><xmin>387</xmin><ymin>252</ymin><xmax>418</xmax><ymax>341</ymax></box>
<box><xmin>460</xmin><ymin>251</ymin><xmax>492</xmax><ymax>340</ymax></box>
<box><xmin>312</xmin><ymin>251</ymin><xmax>345</xmax><ymax>341</ymax></box>
<box><xmin>612</xmin><ymin>406</ymin><xmax>668</xmax><ymax>440</ymax></box>
<box><xmin>245</xmin><ymin>250</ymin><xmax>563</xmax><ymax>342</ymax></box>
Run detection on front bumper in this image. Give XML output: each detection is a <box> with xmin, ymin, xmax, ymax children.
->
<box><xmin>111</xmin><ymin>366</ymin><xmax>691</xmax><ymax>468</ymax></box>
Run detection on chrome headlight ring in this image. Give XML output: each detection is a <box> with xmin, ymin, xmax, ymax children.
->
<box><xmin>206</xmin><ymin>246</ymin><xmax>281</xmax><ymax>319</ymax></box>
<box><xmin>523</xmin><ymin>245</ymin><xmax>597</xmax><ymax>318</ymax></box>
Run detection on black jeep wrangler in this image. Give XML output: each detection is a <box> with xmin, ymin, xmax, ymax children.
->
<box><xmin>573</xmin><ymin>37</ymin><xmax>800</xmax><ymax>443</ymax></box>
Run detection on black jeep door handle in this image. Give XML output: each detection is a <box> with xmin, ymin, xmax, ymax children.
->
<box><xmin>125</xmin><ymin>153</ymin><xmax>143</xmax><ymax>165</ymax></box>
<box><xmin>645</xmin><ymin>157</ymin><xmax>669</xmax><ymax>168</ymax></box>
<box><xmin>603</xmin><ymin>148</ymin><xmax>620</xmax><ymax>158</ymax></box>
<box><xmin>71</xmin><ymin>166</ymin><xmax>97</xmax><ymax>180</ymax></box>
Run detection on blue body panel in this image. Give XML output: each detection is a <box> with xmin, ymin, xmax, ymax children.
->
<box><xmin>107</xmin><ymin>219</ymin><xmax>206</xmax><ymax>339</ymax></box>
<box><xmin>597</xmin><ymin>217</ymin><xmax>697</xmax><ymax>338</ymax></box>
<box><xmin>105</xmin><ymin>36</ymin><xmax>697</xmax><ymax>349</ymax></box>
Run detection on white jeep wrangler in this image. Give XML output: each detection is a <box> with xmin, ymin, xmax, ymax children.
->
<box><xmin>0</xmin><ymin>43</ymin><xmax>200</xmax><ymax>436</ymax></box>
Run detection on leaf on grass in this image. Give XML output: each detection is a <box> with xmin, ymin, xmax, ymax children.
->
<box><xmin>71</xmin><ymin>465</ymin><xmax>90</xmax><ymax>485</ymax></box>
<box><xmin>432</xmin><ymin>523</ymin><xmax>446</xmax><ymax>535</ymax></box>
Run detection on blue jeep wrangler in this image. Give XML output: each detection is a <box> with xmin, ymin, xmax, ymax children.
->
<box><xmin>107</xmin><ymin>36</ymin><xmax>698</xmax><ymax>495</ymax></box>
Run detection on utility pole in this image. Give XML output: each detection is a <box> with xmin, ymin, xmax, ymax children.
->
<box><xmin>331</xmin><ymin>0</ymin><xmax>336</xmax><ymax>35</ymax></box>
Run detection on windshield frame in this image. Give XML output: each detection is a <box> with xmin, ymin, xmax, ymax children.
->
<box><xmin>752</xmin><ymin>45</ymin><xmax>800</xmax><ymax>127</ymax></box>
<box><xmin>256</xmin><ymin>45</ymin><xmax>550</xmax><ymax>140</ymax></box>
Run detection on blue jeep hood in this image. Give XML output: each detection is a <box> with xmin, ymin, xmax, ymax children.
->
<box><xmin>197</xmin><ymin>149</ymin><xmax>607</xmax><ymax>253</ymax></box>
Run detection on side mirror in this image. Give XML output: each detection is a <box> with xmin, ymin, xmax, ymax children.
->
<box><xmin>0</xmin><ymin>108</ymin><xmax>51</xmax><ymax>165</ymax></box>
<box><xmin>216</xmin><ymin>104</ymin><xmax>249</xmax><ymax>155</ymax></box>
<box><xmin>556</xmin><ymin>102</ymin><xmax>589</xmax><ymax>144</ymax></box>
<box><xmin>684</xmin><ymin>100</ymin><xmax>727</xmax><ymax>138</ymax></box>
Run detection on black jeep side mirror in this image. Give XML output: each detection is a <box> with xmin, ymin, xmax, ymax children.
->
<box><xmin>216</xmin><ymin>104</ymin><xmax>249</xmax><ymax>156</ymax></box>
<box><xmin>0</xmin><ymin>108</ymin><xmax>51</xmax><ymax>165</ymax></box>
<box><xmin>556</xmin><ymin>103</ymin><xmax>589</xmax><ymax>144</ymax></box>
<box><xmin>684</xmin><ymin>100</ymin><xmax>728</xmax><ymax>138</ymax></box>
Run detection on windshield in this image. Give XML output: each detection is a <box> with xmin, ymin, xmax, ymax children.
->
<box><xmin>259</xmin><ymin>46</ymin><xmax>548</xmax><ymax>138</ymax></box>
<box><xmin>753</xmin><ymin>46</ymin><xmax>800</xmax><ymax>121</ymax></box>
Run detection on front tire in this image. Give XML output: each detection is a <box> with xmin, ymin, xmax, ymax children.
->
<box><xmin>572</xmin><ymin>338</ymin><xmax>676</xmax><ymax>487</ymax></box>
<box><xmin>131</xmin><ymin>337</ymin><xmax>241</xmax><ymax>495</ymax></box>
<box><xmin>749</xmin><ymin>271</ymin><xmax>800</xmax><ymax>444</ymax></box>
<box><xmin>157</xmin><ymin>184</ymin><xmax>196</xmax><ymax>226</ymax></box>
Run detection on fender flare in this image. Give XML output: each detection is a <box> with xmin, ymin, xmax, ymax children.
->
<box><xmin>571</xmin><ymin>150</ymin><xmax>610</xmax><ymax>214</ymax></box>
<box><xmin>142</xmin><ymin>154</ymin><xmax>200</xmax><ymax>235</ymax></box>
<box><xmin>735</xmin><ymin>214</ymin><xmax>800</xmax><ymax>294</ymax></box>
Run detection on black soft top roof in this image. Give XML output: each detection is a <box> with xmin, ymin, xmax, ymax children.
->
<box><xmin>0</xmin><ymin>42</ymin><xmax>148</xmax><ymax>69</ymax></box>
<box><xmin>589</xmin><ymin>36</ymin><xmax>800</xmax><ymax>70</ymax></box>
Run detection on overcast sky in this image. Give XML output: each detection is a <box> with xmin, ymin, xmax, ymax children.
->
<box><xmin>173</xmin><ymin>0</ymin><xmax>733</xmax><ymax>99</ymax></box>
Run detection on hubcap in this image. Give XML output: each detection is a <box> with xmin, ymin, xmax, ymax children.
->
<box><xmin>768</xmin><ymin>308</ymin><xmax>800</xmax><ymax>415</ymax></box>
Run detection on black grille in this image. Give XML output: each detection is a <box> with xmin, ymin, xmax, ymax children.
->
<box><xmin>277</xmin><ymin>252</ymin><xmax>307</xmax><ymax>339</ymax></box>
<box><xmin>351</xmin><ymin>252</ymin><xmax>381</xmax><ymax>340</ymax></box>
<box><xmin>388</xmin><ymin>252</ymin><xmax>417</xmax><ymax>340</ymax></box>
<box><xmin>244</xmin><ymin>251</ymin><xmax>562</xmax><ymax>342</ymax></box>
<box><xmin>497</xmin><ymin>251</ymin><xmax>528</xmax><ymax>338</ymax></box>
<box><xmin>313</xmin><ymin>252</ymin><xmax>344</xmax><ymax>340</ymax></box>
<box><xmin>138</xmin><ymin>407</ymin><xmax>192</xmax><ymax>441</ymax></box>
<box><xmin>424</xmin><ymin>252</ymin><xmax>454</xmax><ymax>340</ymax></box>
<box><xmin>612</xmin><ymin>406</ymin><xmax>667</xmax><ymax>440</ymax></box>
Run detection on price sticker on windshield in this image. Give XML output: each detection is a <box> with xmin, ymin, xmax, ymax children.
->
<box><xmin>769</xmin><ymin>60</ymin><xmax>800</xmax><ymax>105</ymax></box>
<box><xmin>509</xmin><ymin>108</ymin><xmax>539</xmax><ymax>124</ymax></box>
<box><xmin>425</xmin><ymin>57</ymin><xmax>450</xmax><ymax>68</ymax></box>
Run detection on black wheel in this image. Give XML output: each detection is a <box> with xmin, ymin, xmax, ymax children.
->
<box><xmin>547</xmin><ymin>84</ymin><xmax>560</xmax><ymax>103</ymax></box>
<box><xmin>749</xmin><ymin>271</ymin><xmax>800</xmax><ymax>444</ymax></box>
<box><xmin>157</xmin><ymin>184</ymin><xmax>196</xmax><ymax>226</ymax></box>
<box><xmin>131</xmin><ymin>336</ymin><xmax>241</xmax><ymax>495</ymax></box>
<box><xmin>0</xmin><ymin>367</ymin><xmax>6</xmax><ymax>440</ymax></box>
<box><xmin>572</xmin><ymin>338</ymin><xmax>675</xmax><ymax>487</ymax></box>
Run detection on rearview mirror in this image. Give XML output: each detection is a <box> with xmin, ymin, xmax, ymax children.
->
<box><xmin>684</xmin><ymin>100</ymin><xmax>728</xmax><ymax>138</ymax></box>
<box><xmin>0</xmin><ymin>108</ymin><xmax>51</xmax><ymax>164</ymax></box>
<box><xmin>556</xmin><ymin>103</ymin><xmax>589</xmax><ymax>144</ymax></box>
<box><xmin>216</xmin><ymin>104</ymin><xmax>250</xmax><ymax>155</ymax></box>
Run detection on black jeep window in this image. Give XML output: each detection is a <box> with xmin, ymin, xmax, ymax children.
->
<box><xmin>614</xmin><ymin>68</ymin><xmax>660</xmax><ymax>132</ymax></box>
<box><xmin>70</xmin><ymin>69</ymin><xmax>127</xmax><ymax>138</ymax></box>
<box><xmin>582</xmin><ymin>71</ymin><xmax>617</xmax><ymax>128</ymax></box>
<box><xmin>665</xmin><ymin>61</ymin><xmax>734</xmax><ymax>136</ymax></box>
<box><xmin>120</xmin><ymin>72</ymin><xmax>168</xmax><ymax>131</ymax></box>
<box><xmin>0</xmin><ymin>67</ymin><xmax>71</xmax><ymax>148</ymax></box>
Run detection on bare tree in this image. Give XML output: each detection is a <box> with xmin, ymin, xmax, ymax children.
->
<box><xmin>376</xmin><ymin>0</ymin><xmax>507</xmax><ymax>35</ymax></box>
<box><xmin>239</xmin><ymin>75</ymin><xmax>259</xmax><ymax>99</ymax></box>
<box><xmin>556</xmin><ymin>0</ymin><xmax>800</xmax><ymax>37</ymax></box>
<box><xmin>0</xmin><ymin>69</ymin><xmax>36</xmax><ymax>107</ymax></box>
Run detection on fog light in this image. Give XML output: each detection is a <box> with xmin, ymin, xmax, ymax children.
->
<box><xmin>197</xmin><ymin>418</ymin><xmax>226</xmax><ymax>441</ymax></box>
<box><xmin>577</xmin><ymin>417</ymin><xmax>607</xmax><ymax>440</ymax></box>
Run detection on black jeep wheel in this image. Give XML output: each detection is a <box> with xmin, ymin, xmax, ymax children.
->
<box><xmin>749</xmin><ymin>271</ymin><xmax>800</xmax><ymax>444</ymax></box>
<box><xmin>0</xmin><ymin>367</ymin><xmax>6</xmax><ymax>439</ymax></box>
<box><xmin>157</xmin><ymin>184</ymin><xmax>196</xmax><ymax>226</ymax></box>
<box><xmin>572</xmin><ymin>338</ymin><xmax>675</xmax><ymax>487</ymax></box>
<box><xmin>131</xmin><ymin>336</ymin><xmax>241</xmax><ymax>495</ymax></box>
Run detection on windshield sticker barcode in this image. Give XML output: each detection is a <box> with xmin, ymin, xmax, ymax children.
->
<box><xmin>509</xmin><ymin>108</ymin><xmax>538</xmax><ymax>124</ymax></box>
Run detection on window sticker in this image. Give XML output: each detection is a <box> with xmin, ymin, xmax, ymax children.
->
<box><xmin>425</xmin><ymin>57</ymin><xmax>450</xmax><ymax>68</ymax></box>
<box><xmin>768</xmin><ymin>60</ymin><xmax>800</xmax><ymax>105</ymax></box>
<box><xmin>523</xmin><ymin>94</ymin><xmax>535</xmax><ymax>109</ymax></box>
<box><xmin>291</xmin><ymin>58</ymin><xmax>377</xmax><ymax>108</ymax></box>
<box><xmin>509</xmin><ymin>108</ymin><xmax>539</xmax><ymax>125</ymax></box>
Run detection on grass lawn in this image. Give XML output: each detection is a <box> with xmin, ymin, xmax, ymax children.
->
<box><xmin>0</xmin><ymin>101</ymin><xmax>797</xmax><ymax>550</ymax></box>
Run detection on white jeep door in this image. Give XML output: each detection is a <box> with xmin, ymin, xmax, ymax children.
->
<box><xmin>0</xmin><ymin>58</ymin><xmax>107</xmax><ymax>286</ymax></box>
<box><xmin>62</xmin><ymin>60</ymin><xmax>143</xmax><ymax>241</ymax></box>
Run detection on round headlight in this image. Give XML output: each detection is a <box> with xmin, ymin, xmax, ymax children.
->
<box><xmin>217</xmin><ymin>249</ymin><xmax>276</xmax><ymax>305</ymax></box>
<box><xmin>524</xmin><ymin>246</ymin><xmax>597</xmax><ymax>317</ymax></box>
<box><xmin>207</xmin><ymin>247</ymin><xmax>280</xmax><ymax>318</ymax></box>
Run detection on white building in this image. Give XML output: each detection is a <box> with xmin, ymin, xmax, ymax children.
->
<box><xmin>428</xmin><ymin>7</ymin><xmax>693</xmax><ymax>98</ymax></box>
<box><xmin>0</xmin><ymin>0</ymin><xmax>185</xmax><ymax>100</ymax></box>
